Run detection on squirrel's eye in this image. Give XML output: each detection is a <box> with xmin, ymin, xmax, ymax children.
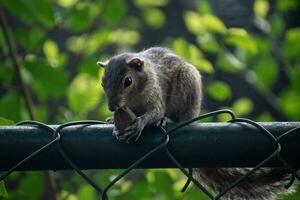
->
<box><xmin>124</xmin><ymin>77</ymin><xmax>132</xmax><ymax>88</ymax></box>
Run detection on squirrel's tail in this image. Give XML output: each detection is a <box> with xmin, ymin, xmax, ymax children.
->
<box><xmin>194</xmin><ymin>168</ymin><xmax>297</xmax><ymax>200</ymax></box>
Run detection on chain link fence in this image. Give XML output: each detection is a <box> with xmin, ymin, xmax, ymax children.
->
<box><xmin>0</xmin><ymin>109</ymin><xmax>299</xmax><ymax>200</ymax></box>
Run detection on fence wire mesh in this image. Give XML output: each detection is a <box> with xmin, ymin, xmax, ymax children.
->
<box><xmin>0</xmin><ymin>109</ymin><xmax>299</xmax><ymax>200</ymax></box>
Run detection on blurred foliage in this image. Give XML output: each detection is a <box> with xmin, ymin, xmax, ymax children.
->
<box><xmin>0</xmin><ymin>0</ymin><xmax>300</xmax><ymax>199</ymax></box>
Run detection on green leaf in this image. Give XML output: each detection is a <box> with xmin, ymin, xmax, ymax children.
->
<box><xmin>0</xmin><ymin>91</ymin><xmax>22</xmax><ymax>121</ymax></box>
<box><xmin>202</xmin><ymin>15</ymin><xmax>226</xmax><ymax>34</ymax></box>
<box><xmin>43</xmin><ymin>40</ymin><xmax>59</xmax><ymax>65</ymax></box>
<box><xmin>226</xmin><ymin>28</ymin><xmax>257</xmax><ymax>53</ymax></box>
<box><xmin>217</xmin><ymin>51</ymin><xmax>245</xmax><ymax>73</ymax></box>
<box><xmin>172</xmin><ymin>38</ymin><xmax>190</xmax><ymax>59</ymax></box>
<box><xmin>197</xmin><ymin>33</ymin><xmax>219</xmax><ymax>53</ymax></box>
<box><xmin>256</xmin><ymin>112</ymin><xmax>273</xmax><ymax>122</ymax></box>
<box><xmin>143</xmin><ymin>8</ymin><xmax>166</xmax><ymax>29</ymax></box>
<box><xmin>0</xmin><ymin>181</ymin><xmax>8</xmax><ymax>198</ymax></box>
<box><xmin>253</xmin><ymin>55</ymin><xmax>278</xmax><ymax>89</ymax></box>
<box><xmin>280</xmin><ymin>89</ymin><xmax>300</xmax><ymax>120</ymax></box>
<box><xmin>254</xmin><ymin>0</ymin><xmax>269</xmax><ymax>18</ymax></box>
<box><xmin>18</xmin><ymin>172</ymin><xmax>44</xmax><ymax>200</ymax></box>
<box><xmin>0</xmin><ymin>64</ymin><xmax>13</xmax><ymax>86</ymax></box>
<box><xmin>64</xmin><ymin>4</ymin><xmax>97</xmax><ymax>32</ymax></box>
<box><xmin>0</xmin><ymin>117</ymin><xmax>15</xmax><ymax>125</ymax></box>
<box><xmin>133</xmin><ymin>0</ymin><xmax>169</xmax><ymax>8</ymax></box>
<box><xmin>67</xmin><ymin>73</ymin><xmax>103</xmax><ymax>114</ymax></box>
<box><xmin>13</xmin><ymin>28</ymin><xmax>44</xmax><ymax>51</ymax></box>
<box><xmin>25</xmin><ymin>59</ymin><xmax>68</xmax><ymax>100</ymax></box>
<box><xmin>270</xmin><ymin>14</ymin><xmax>285</xmax><ymax>37</ymax></box>
<box><xmin>276</xmin><ymin>0</ymin><xmax>300</xmax><ymax>11</ymax></box>
<box><xmin>184</xmin><ymin>12</ymin><xmax>226</xmax><ymax>35</ymax></box>
<box><xmin>66</xmin><ymin>35</ymin><xmax>86</xmax><ymax>53</ymax></box>
<box><xmin>104</xmin><ymin>0</ymin><xmax>127</xmax><ymax>25</ymax></box>
<box><xmin>207</xmin><ymin>81</ymin><xmax>232</xmax><ymax>101</ymax></box>
<box><xmin>283</xmin><ymin>27</ymin><xmax>300</xmax><ymax>60</ymax></box>
<box><xmin>57</xmin><ymin>0</ymin><xmax>78</xmax><ymax>8</ymax></box>
<box><xmin>255</xmin><ymin>36</ymin><xmax>271</xmax><ymax>53</ymax></box>
<box><xmin>172</xmin><ymin>38</ymin><xmax>214</xmax><ymax>73</ymax></box>
<box><xmin>288</xmin><ymin>65</ymin><xmax>300</xmax><ymax>91</ymax></box>
<box><xmin>197</xmin><ymin>0</ymin><xmax>212</xmax><ymax>15</ymax></box>
<box><xmin>84</xmin><ymin>29</ymin><xmax>110</xmax><ymax>55</ymax></box>
<box><xmin>2</xmin><ymin>0</ymin><xmax>55</xmax><ymax>28</ymax></box>
<box><xmin>109</xmin><ymin>29</ymin><xmax>140</xmax><ymax>46</ymax></box>
<box><xmin>232</xmin><ymin>98</ymin><xmax>253</xmax><ymax>116</ymax></box>
<box><xmin>78</xmin><ymin>58</ymin><xmax>100</xmax><ymax>78</ymax></box>
<box><xmin>78</xmin><ymin>185</ymin><xmax>95</xmax><ymax>200</ymax></box>
<box><xmin>183</xmin><ymin>11</ymin><xmax>206</xmax><ymax>35</ymax></box>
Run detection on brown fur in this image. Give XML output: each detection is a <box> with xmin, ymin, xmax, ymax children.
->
<box><xmin>99</xmin><ymin>47</ymin><xmax>296</xmax><ymax>199</ymax></box>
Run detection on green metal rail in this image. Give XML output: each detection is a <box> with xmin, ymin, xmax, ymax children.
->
<box><xmin>0</xmin><ymin>122</ymin><xmax>299</xmax><ymax>171</ymax></box>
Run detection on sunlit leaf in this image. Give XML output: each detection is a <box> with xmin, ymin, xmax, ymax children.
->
<box><xmin>193</xmin><ymin>57</ymin><xmax>214</xmax><ymax>74</ymax></box>
<box><xmin>217</xmin><ymin>51</ymin><xmax>245</xmax><ymax>73</ymax></box>
<box><xmin>254</xmin><ymin>0</ymin><xmax>269</xmax><ymax>18</ymax></box>
<box><xmin>0</xmin><ymin>181</ymin><xmax>8</xmax><ymax>198</ymax></box>
<box><xmin>66</xmin><ymin>35</ymin><xmax>86</xmax><ymax>53</ymax></box>
<box><xmin>172</xmin><ymin>38</ymin><xmax>190</xmax><ymax>59</ymax></box>
<box><xmin>85</xmin><ymin>30</ymin><xmax>110</xmax><ymax>55</ymax></box>
<box><xmin>280</xmin><ymin>89</ymin><xmax>300</xmax><ymax>120</ymax></box>
<box><xmin>253</xmin><ymin>55</ymin><xmax>278</xmax><ymax>89</ymax></box>
<box><xmin>143</xmin><ymin>8</ymin><xmax>165</xmax><ymax>29</ymax></box>
<box><xmin>57</xmin><ymin>0</ymin><xmax>78</xmax><ymax>8</ymax></box>
<box><xmin>232</xmin><ymin>98</ymin><xmax>253</xmax><ymax>116</ymax></box>
<box><xmin>134</xmin><ymin>0</ymin><xmax>169</xmax><ymax>8</ymax></box>
<box><xmin>104</xmin><ymin>0</ymin><xmax>127</xmax><ymax>25</ymax></box>
<box><xmin>202</xmin><ymin>15</ymin><xmax>226</xmax><ymax>34</ymax></box>
<box><xmin>183</xmin><ymin>11</ymin><xmax>206</xmax><ymax>35</ymax></box>
<box><xmin>283</xmin><ymin>27</ymin><xmax>300</xmax><ymax>59</ymax></box>
<box><xmin>197</xmin><ymin>33</ymin><xmax>219</xmax><ymax>53</ymax></box>
<box><xmin>109</xmin><ymin>29</ymin><xmax>140</xmax><ymax>46</ymax></box>
<box><xmin>172</xmin><ymin>38</ymin><xmax>214</xmax><ymax>73</ymax></box>
<box><xmin>43</xmin><ymin>40</ymin><xmax>59</xmax><ymax>67</ymax></box>
<box><xmin>78</xmin><ymin>185</ymin><xmax>95</xmax><ymax>200</ymax></box>
<box><xmin>226</xmin><ymin>28</ymin><xmax>257</xmax><ymax>53</ymax></box>
<box><xmin>207</xmin><ymin>81</ymin><xmax>232</xmax><ymax>101</ymax></box>
<box><xmin>67</xmin><ymin>73</ymin><xmax>102</xmax><ymax>114</ymax></box>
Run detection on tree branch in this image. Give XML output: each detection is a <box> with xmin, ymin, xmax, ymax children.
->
<box><xmin>0</xmin><ymin>6</ymin><xmax>58</xmax><ymax>200</ymax></box>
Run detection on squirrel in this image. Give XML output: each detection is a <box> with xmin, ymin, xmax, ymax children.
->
<box><xmin>97</xmin><ymin>47</ymin><xmax>296</xmax><ymax>200</ymax></box>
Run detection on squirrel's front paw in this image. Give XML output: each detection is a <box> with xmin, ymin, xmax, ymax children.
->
<box><xmin>116</xmin><ymin>117</ymin><xmax>145</xmax><ymax>143</ymax></box>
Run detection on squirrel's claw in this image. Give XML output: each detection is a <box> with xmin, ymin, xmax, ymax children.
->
<box><xmin>116</xmin><ymin>117</ymin><xmax>145</xmax><ymax>143</ymax></box>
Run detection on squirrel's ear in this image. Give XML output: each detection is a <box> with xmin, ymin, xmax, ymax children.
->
<box><xmin>128</xmin><ymin>58</ymin><xmax>144</xmax><ymax>72</ymax></box>
<box><xmin>97</xmin><ymin>60</ymin><xmax>108</xmax><ymax>68</ymax></box>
